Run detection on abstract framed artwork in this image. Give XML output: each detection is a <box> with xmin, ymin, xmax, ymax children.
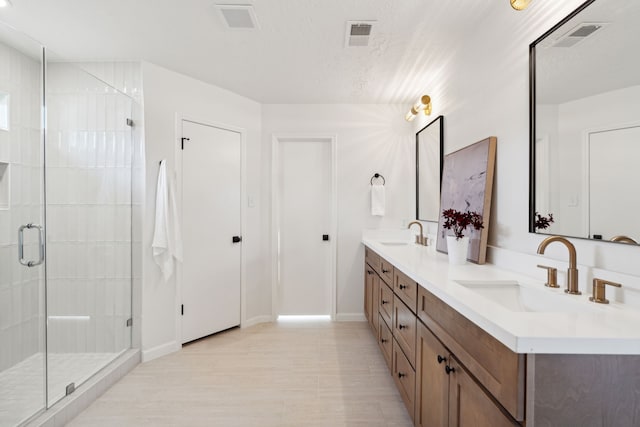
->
<box><xmin>436</xmin><ymin>137</ymin><xmax>497</xmax><ymax>264</ymax></box>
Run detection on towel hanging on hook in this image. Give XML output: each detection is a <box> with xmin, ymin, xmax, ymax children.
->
<box><xmin>370</xmin><ymin>173</ymin><xmax>386</xmax><ymax>186</ymax></box>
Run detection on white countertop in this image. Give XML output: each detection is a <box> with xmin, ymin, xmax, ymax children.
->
<box><xmin>363</xmin><ymin>236</ymin><xmax>640</xmax><ymax>355</ymax></box>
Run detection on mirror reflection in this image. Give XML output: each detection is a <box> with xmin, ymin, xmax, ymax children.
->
<box><xmin>416</xmin><ymin>115</ymin><xmax>443</xmax><ymax>222</ymax></box>
<box><xmin>530</xmin><ymin>0</ymin><xmax>640</xmax><ymax>244</ymax></box>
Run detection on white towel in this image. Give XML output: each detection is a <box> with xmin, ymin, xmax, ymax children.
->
<box><xmin>371</xmin><ymin>184</ymin><xmax>386</xmax><ymax>216</ymax></box>
<box><xmin>152</xmin><ymin>160</ymin><xmax>183</xmax><ymax>281</ymax></box>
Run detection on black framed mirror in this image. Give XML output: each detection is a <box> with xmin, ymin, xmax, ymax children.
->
<box><xmin>416</xmin><ymin>115</ymin><xmax>444</xmax><ymax>222</ymax></box>
<box><xmin>529</xmin><ymin>0</ymin><xmax>640</xmax><ymax>245</ymax></box>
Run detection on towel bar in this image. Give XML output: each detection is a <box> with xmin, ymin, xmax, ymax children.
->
<box><xmin>370</xmin><ymin>173</ymin><xmax>385</xmax><ymax>185</ymax></box>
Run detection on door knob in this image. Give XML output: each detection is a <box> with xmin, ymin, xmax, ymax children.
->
<box><xmin>232</xmin><ymin>236</ymin><xmax>242</xmax><ymax>243</ymax></box>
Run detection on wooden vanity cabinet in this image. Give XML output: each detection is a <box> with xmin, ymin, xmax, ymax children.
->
<box><xmin>417</xmin><ymin>286</ymin><xmax>525</xmax><ymax>422</ymax></box>
<box><xmin>415</xmin><ymin>323</ymin><xmax>519</xmax><ymax>427</ymax></box>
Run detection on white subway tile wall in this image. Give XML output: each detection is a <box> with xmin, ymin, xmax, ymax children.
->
<box><xmin>45</xmin><ymin>63</ymin><xmax>132</xmax><ymax>362</ymax></box>
<box><xmin>0</xmin><ymin>39</ymin><xmax>44</xmax><ymax>374</ymax></box>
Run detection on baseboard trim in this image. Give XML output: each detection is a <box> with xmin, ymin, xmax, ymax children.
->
<box><xmin>142</xmin><ymin>341</ymin><xmax>180</xmax><ymax>362</ymax></box>
<box><xmin>243</xmin><ymin>315</ymin><xmax>273</xmax><ymax>328</ymax></box>
<box><xmin>335</xmin><ymin>313</ymin><xmax>366</xmax><ymax>322</ymax></box>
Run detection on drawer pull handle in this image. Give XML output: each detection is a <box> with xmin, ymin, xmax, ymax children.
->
<box><xmin>399</xmin><ymin>284</ymin><xmax>407</xmax><ymax>290</ymax></box>
<box><xmin>367</xmin><ymin>270</ymin><xmax>374</xmax><ymax>275</ymax></box>
<box><xmin>381</xmin><ymin>338</ymin><xmax>388</xmax><ymax>343</ymax></box>
<box><xmin>437</xmin><ymin>355</ymin><xmax>446</xmax><ymax>364</ymax></box>
<box><xmin>382</xmin><ymin>268</ymin><xmax>390</xmax><ymax>273</ymax></box>
<box><xmin>398</xmin><ymin>324</ymin><xmax>407</xmax><ymax>330</ymax></box>
<box><xmin>381</xmin><ymin>300</ymin><xmax>389</xmax><ymax>305</ymax></box>
<box><xmin>445</xmin><ymin>365</ymin><xmax>455</xmax><ymax>375</ymax></box>
<box><xmin>398</xmin><ymin>372</ymin><xmax>406</xmax><ymax>379</ymax></box>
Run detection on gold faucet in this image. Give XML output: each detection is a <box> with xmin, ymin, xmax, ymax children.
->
<box><xmin>407</xmin><ymin>221</ymin><xmax>427</xmax><ymax>246</ymax></box>
<box><xmin>537</xmin><ymin>236</ymin><xmax>581</xmax><ymax>295</ymax></box>
<box><xmin>610</xmin><ymin>235</ymin><xmax>638</xmax><ymax>245</ymax></box>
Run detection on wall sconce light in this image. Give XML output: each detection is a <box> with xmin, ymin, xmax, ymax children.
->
<box><xmin>510</xmin><ymin>0</ymin><xmax>531</xmax><ymax>11</ymax></box>
<box><xmin>405</xmin><ymin>95</ymin><xmax>432</xmax><ymax>122</ymax></box>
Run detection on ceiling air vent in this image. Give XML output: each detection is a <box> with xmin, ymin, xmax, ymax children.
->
<box><xmin>215</xmin><ymin>4</ymin><xmax>259</xmax><ymax>30</ymax></box>
<box><xmin>552</xmin><ymin>22</ymin><xmax>606</xmax><ymax>48</ymax></box>
<box><xmin>345</xmin><ymin>21</ymin><xmax>375</xmax><ymax>47</ymax></box>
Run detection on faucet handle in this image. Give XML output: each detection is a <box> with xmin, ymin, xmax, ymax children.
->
<box><xmin>589</xmin><ymin>278</ymin><xmax>622</xmax><ymax>304</ymax></box>
<box><xmin>537</xmin><ymin>264</ymin><xmax>559</xmax><ymax>288</ymax></box>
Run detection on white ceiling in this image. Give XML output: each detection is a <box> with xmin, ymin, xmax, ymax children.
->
<box><xmin>0</xmin><ymin>0</ymin><xmax>498</xmax><ymax>104</ymax></box>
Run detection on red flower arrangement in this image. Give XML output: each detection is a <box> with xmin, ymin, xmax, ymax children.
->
<box><xmin>442</xmin><ymin>208</ymin><xmax>484</xmax><ymax>240</ymax></box>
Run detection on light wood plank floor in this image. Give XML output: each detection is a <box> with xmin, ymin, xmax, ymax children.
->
<box><xmin>68</xmin><ymin>320</ymin><xmax>414</xmax><ymax>426</ymax></box>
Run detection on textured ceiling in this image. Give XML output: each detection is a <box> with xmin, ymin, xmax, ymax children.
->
<box><xmin>6</xmin><ymin>0</ymin><xmax>631</xmax><ymax>106</ymax></box>
<box><xmin>0</xmin><ymin>0</ymin><xmax>502</xmax><ymax>104</ymax></box>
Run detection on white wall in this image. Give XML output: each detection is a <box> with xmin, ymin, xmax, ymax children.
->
<box><xmin>262</xmin><ymin>104</ymin><xmax>414</xmax><ymax>318</ymax></box>
<box><xmin>141</xmin><ymin>62</ymin><xmax>264</xmax><ymax>359</ymax></box>
<box><xmin>410</xmin><ymin>0</ymin><xmax>640</xmax><ymax>283</ymax></box>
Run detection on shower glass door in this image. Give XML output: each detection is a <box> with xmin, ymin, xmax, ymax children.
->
<box><xmin>0</xmin><ymin>26</ymin><xmax>47</xmax><ymax>426</ymax></box>
<box><xmin>45</xmin><ymin>57</ymin><xmax>133</xmax><ymax>406</ymax></box>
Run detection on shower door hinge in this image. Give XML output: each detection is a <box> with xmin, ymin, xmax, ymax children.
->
<box><xmin>126</xmin><ymin>318</ymin><xmax>133</xmax><ymax>327</ymax></box>
<box><xmin>66</xmin><ymin>382</ymin><xmax>76</xmax><ymax>396</ymax></box>
<box><xmin>181</xmin><ymin>304</ymin><xmax>184</xmax><ymax>316</ymax></box>
<box><xmin>126</xmin><ymin>118</ymin><xmax>134</xmax><ymax>127</ymax></box>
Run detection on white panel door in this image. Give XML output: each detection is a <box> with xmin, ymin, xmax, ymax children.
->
<box><xmin>589</xmin><ymin>125</ymin><xmax>640</xmax><ymax>240</ymax></box>
<box><xmin>181</xmin><ymin>120</ymin><xmax>241</xmax><ymax>343</ymax></box>
<box><xmin>278</xmin><ymin>140</ymin><xmax>332</xmax><ymax>315</ymax></box>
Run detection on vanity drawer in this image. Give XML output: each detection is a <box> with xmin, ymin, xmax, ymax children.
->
<box><xmin>365</xmin><ymin>247</ymin><xmax>381</xmax><ymax>274</ymax></box>
<box><xmin>393</xmin><ymin>295</ymin><xmax>416</xmax><ymax>368</ymax></box>
<box><xmin>393</xmin><ymin>338</ymin><xmax>416</xmax><ymax>422</ymax></box>
<box><xmin>394</xmin><ymin>268</ymin><xmax>418</xmax><ymax>313</ymax></box>
<box><xmin>417</xmin><ymin>286</ymin><xmax>525</xmax><ymax>421</ymax></box>
<box><xmin>378</xmin><ymin>314</ymin><xmax>393</xmax><ymax>371</ymax></box>
<box><xmin>380</xmin><ymin>257</ymin><xmax>394</xmax><ymax>285</ymax></box>
<box><xmin>378</xmin><ymin>280</ymin><xmax>394</xmax><ymax>327</ymax></box>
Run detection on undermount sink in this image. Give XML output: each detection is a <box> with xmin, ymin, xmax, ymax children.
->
<box><xmin>455</xmin><ymin>280</ymin><xmax>593</xmax><ymax>313</ymax></box>
<box><xmin>378</xmin><ymin>241</ymin><xmax>410</xmax><ymax>246</ymax></box>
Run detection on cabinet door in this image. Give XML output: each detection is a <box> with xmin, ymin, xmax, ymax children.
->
<box><xmin>448</xmin><ymin>356</ymin><xmax>519</xmax><ymax>427</ymax></box>
<box><xmin>378</xmin><ymin>314</ymin><xmax>393</xmax><ymax>371</ymax></box>
<box><xmin>378</xmin><ymin>280</ymin><xmax>394</xmax><ymax>327</ymax></box>
<box><xmin>393</xmin><ymin>296</ymin><xmax>416</xmax><ymax>367</ymax></box>
<box><xmin>415</xmin><ymin>323</ymin><xmax>449</xmax><ymax>427</ymax></box>
<box><xmin>371</xmin><ymin>273</ymin><xmax>379</xmax><ymax>333</ymax></box>
<box><xmin>364</xmin><ymin>264</ymin><xmax>375</xmax><ymax>322</ymax></box>
<box><xmin>393</xmin><ymin>339</ymin><xmax>416</xmax><ymax>422</ymax></box>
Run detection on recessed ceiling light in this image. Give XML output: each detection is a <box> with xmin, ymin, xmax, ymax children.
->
<box><xmin>214</xmin><ymin>4</ymin><xmax>259</xmax><ymax>30</ymax></box>
<box><xmin>0</xmin><ymin>0</ymin><xmax>13</xmax><ymax>8</ymax></box>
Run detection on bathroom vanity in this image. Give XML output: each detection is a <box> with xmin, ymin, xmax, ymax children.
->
<box><xmin>363</xmin><ymin>237</ymin><xmax>640</xmax><ymax>427</ymax></box>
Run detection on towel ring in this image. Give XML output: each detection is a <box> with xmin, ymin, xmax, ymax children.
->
<box><xmin>370</xmin><ymin>173</ymin><xmax>385</xmax><ymax>186</ymax></box>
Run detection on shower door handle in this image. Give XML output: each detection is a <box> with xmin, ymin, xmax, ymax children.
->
<box><xmin>18</xmin><ymin>223</ymin><xmax>45</xmax><ymax>267</ymax></box>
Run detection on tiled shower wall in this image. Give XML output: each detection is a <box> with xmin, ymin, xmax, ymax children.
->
<box><xmin>45</xmin><ymin>62</ymin><xmax>133</xmax><ymax>354</ymax></box>
<box><xmin>0</xmin><ymin>40</ymin><xmax>43</xmax><ymax>372</ymax></box>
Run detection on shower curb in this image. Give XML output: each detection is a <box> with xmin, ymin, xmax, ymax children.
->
<box><xmin>24</xmin><ymin>349</ymin><xmax>140</xmax><ymax>427</ymax></box>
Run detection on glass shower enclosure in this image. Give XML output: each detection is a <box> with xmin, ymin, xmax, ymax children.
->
<box><xmin>0</xmin><ymin>24</ymin><xmax>133</xmax><ymax>426</ymax></box>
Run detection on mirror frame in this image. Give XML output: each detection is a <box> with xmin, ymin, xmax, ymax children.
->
<box><xmin>528</xmin><ymin>0</ymin><xmax>596</xmax><ymax>235</ymax></box>
<box><xmin>416</xmin><ymin>115</ymin><xmax>444</xmax><ymax>221</ymax></box>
